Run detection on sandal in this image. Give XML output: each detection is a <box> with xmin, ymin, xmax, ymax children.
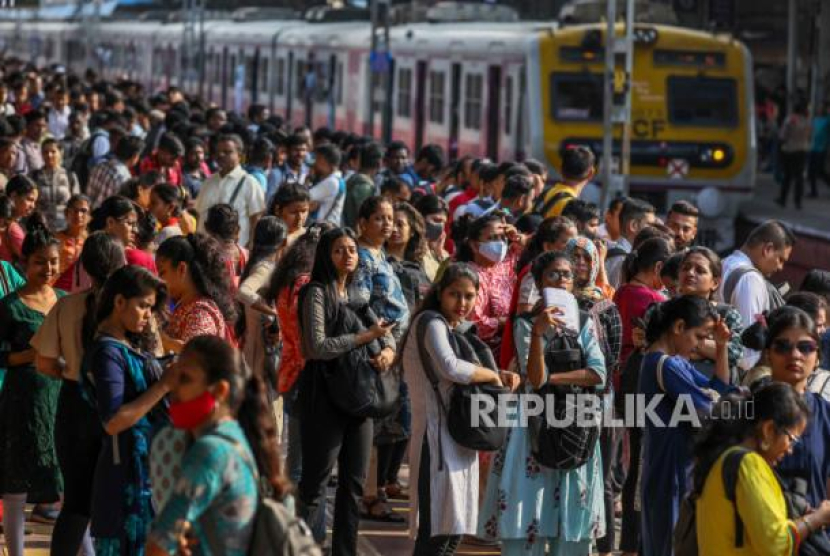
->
<box><xmin>384</xmin><ymin>482</ymin><xmax>409</xmax><ymax>500</ymax></box>
<box><xmin>360</xmin><ymin>498</ymin><xmax>405</xmax><ymax>523</ymax></box>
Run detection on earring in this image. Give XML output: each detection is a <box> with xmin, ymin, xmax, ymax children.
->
<box><xmin>761</xmin><ymin>440</ymin><xmax>771</xmax><ymax>451</ymax></box>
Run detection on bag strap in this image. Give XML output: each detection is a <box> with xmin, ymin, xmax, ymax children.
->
<box><xmin>722</xmin><ymin>448</ymin><xmax>750</xmax><ymax>549</ymax></box>
<box><xmin>655</xmin><ymin>354</ymin><xmax>670</xmax><ymax>393</ymax></box>
<box><xmin>722</xmin><ymin>266</ymin><xmax>758</xmax><ymax>306</ymax></box>
<box><xmin>316</xmin><ymin>177</ymin><xmax>346</xmax><ymax>223</ymax></box>
<box><xmin>228</xmin><ymin>175</ymin><xmax>248</xmax><ymax>206</ymax></box>
<box><xmin>416</xmin><ymin>311</ymin><xmax>451</xmax><ymax>470</ymax></box>
<box><xmin>538</xmin><ymin>188</ymin><xmax>574</xmax><ymax>218</ymax></box>
<box><xmin>0</xmin><ymin>263</ymin><xmax>10</xmax><ymax>296</ymax></box>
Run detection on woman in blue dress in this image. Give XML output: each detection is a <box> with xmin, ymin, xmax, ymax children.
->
<box><xmin>147</xmin><ymin>335</ymin><xmax>291</xmax><ymax>556</ymax></box>
<box><xmin>764</xmin><ymin>306</ymin><xmax>830</xmax><ymax>513</ymax></box>
<box><xmin>638</xmin><ymin>295</ymin><xmax>732</xmax><ymax>556</ymax></box>
<box><xmin>83</xmin><ymin>265</ymin><xmax>171</xmax><ymax>556</ymax></box>
<box><xmin>479</xmin><ymin>250</ymin><xmax>607</xmax><ymax>555</ymax></box>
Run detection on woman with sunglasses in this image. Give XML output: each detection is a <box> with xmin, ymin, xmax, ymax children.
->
<box><xmin>765</xmin><ymin>307</ymin><xmax>830</xmax><ymax>515</ymax></box>
<box><xmin>479</xmin><ymin>250</ymin><xmax>607</xmax><ymax>555</ymax></box>
<box><xmin>693</xmin><ymin>383</ymin><xmax>830</xmax><ymax>554</ymax></box>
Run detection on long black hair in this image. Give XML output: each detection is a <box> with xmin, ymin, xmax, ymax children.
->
<box><xmin>80</xmin><ymin>232</ymin><xmax>127</xmax><ymax>351</ymax></box>
<box><xmin>267</xmin><ymin>224</ymin><xmax>331</xmax><ymax>300</ymax></box>
<box><xmin>691</xmin><ymin>383</ymin><xmax>809</xmax><ymax>496</ymax></box>
<box><xmin>453</xmin><ymin>213</ymin><xmax>504</xmax><ymax>263</ymax></box>
<box><xmin>181</xmin><ymin>335</ymin><xmax>291</xmax><ymax>500</ymax></box>
<box><xmin>20</xmin><ymin>223</ymin><xmax>59</xmax><ymax>260</ymax></box>
<box><xmin>516</xmin><ymin>216</ymin><xmax>575</xmax><ymax>272</ymax></box>
<box><xmin>95</xmin><ymin>265</ymin><xmax>168</xmax><ymax>352</ymax></box>
<box><xmin>152</xmin><ymin>183</ymin><xmax>183</xmax><ymax>218</ymax></box>
<box><xmin>156</xmin><ymin>233</ymin><xmax>237</xmax><ymax>323</ymax></box>
<box><xmin>644</xmin><ymin>294</ymin><xmax>715</xmax><ymax>345</ymax></box>
<box><xmin>204</xmin><ymin>203</ymin><xmax>240</xmax><ymax>243</ymax></box>
<box><xmin>308</xmin><ymin>227</ymin><xmax>358</xmax><ymax>303</ymax></box>
<box><xmin>530</xmin><ymin>250</ymin><xmax>572</xmax><ymax>290</ymax></box>
<box><xmin>88</xmin><ymin>196</ymin><xmax>136</xmax><ymax>233</ymax></box>
<box><xmin>396</xmin><ymin>262</ymin><xmax>480</xmax><ymax>364</ymax></box>
<box><xmin>623</xmin><ymin>236</ymin><xmax>673</xmax><ymax>285</ymax></box>
<box><xmin>393</xmin><ymin>202</ymin><xmax>427</xmax><ymax>263</ymax></box>
<box><xmin>240</xmin><ymin>216</ymin><xmax>287</xmax><ymax>284</ymax></box>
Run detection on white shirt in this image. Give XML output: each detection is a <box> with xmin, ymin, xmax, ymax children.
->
<box><xmin>195</xmin><ymin>165</ymin><xmax>266</xmax><ymax>247</ymax></box>
<box><xmin>309</xmin><ymin>173</ymin><xmax>344</xmax><ymax>226</ymax></box>
<box><xmin>48</xmin><ymin>106</ymin><xmax>71</xmax><ymax>139</ymax></box>
<box><xmin>606</xmin><ymin>237</ymin><xmax>632</xmax><ymax>289</ymax></box>
<box><xmin>719</xmin><ymin>250</ymin><xmax>768</xmax><ymax>370</ymax></box>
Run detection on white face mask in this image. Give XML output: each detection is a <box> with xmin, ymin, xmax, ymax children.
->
<box><xmin>478</xmin><ymin>240</ymin><xmax>508</xmax><ymax>264</ymax></box>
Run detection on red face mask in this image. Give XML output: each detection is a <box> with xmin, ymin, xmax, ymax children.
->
<box><xmin>169</xmin><ymin>391</ymin><xmax>216</xmax><ymax>430</ymax></box>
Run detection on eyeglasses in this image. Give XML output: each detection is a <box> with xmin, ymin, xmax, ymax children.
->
<box><xmin>545</xmin><ymin>270</ymin><xmax>574</xmax><ymax>281</ymax></box>
<box><xmin>770</xmin><ymin>339</ymin><xmax>819</xmax><ymax>356</ymax></box>
<box><xmin>778</xmin><ymin>428</ymin><xmax>801</xmax><ymax>446</ymax></box>
<box><xmin>117</xmin><ymin>216</ymin><xmax>139</xmax><ymax>230</ymax></box>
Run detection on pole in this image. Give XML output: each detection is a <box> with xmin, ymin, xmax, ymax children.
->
<box><xmin>620</xmin><ymin>0</ymin><xmax>634</xmax><ymax>195</ymax></box>
<box><xmin>367</xmin><ymin>0</ymin><xmax>378</xmax><ymax>137</ymax></box>
<box><xmin>381</xmin><ymin>0</ymin><xmax>392</xmax><ymax>144</ymax></box>
<box><xmin>599</xmin><ymin>0</ymin><xmax>616</xmax><ymax>213</ymax></box>
<box><xmin>786</xmin><ymin>0</ymin><xmax>797</xmax><ymax>114</ymax></box>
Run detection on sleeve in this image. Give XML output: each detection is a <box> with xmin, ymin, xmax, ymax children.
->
<box><xmin>91</xmin><ymin>345</ymin><xmax>127</xmax><ymax>423</ymax></box>
<box><xmin>349</xmin><ymin>256</ymin><xmax>374</xmax><ymax>306</ymax></box>
<box><xmin>601</xmin><ymin>304</ymin><xmax>623</xmax><ymax>376</ymax></box>
<box><xmin>91</xmin><ymin>134</ymin><xmax>109</xmax><ymax>159</ymax></box>
<box><xmin>30</xmin><ymin>297</ymin><xmax>62</xmax><ymax>358</ymax></box>
<box><xmin>580</xmin><ymin>317</ymin><xmax>607</xmax><ymax>389</ymax></box>
<box><xmin>309</xmin><ymin>176</ymin><xmax>338</xmax><ymax>204</ymax></box>
<box><xmin>147</xmin><ymin>440</ymin><xmax>228</xmax><ymax>553</ymax></box>
<box><xmin>732</xmin><ymin>272</ymin><xmax>769</xmax><ymax>328</ymax></box>
<box><xmin>514</xmin><ymin>317</ymin><xmax>536</xmax><ymax>381</ymax></box>
<box><xmin>246</xmin><ymin>176</ymin><xmax>266</xmax><ymax>216</ymax></box>
<box><xmin>723</xmin><ymin>306</ymin><xmax>745</xmax><ymax>373</ymax></box>
<box><xmin>736</xmin><ymin>454</ymin><xmax>797</xmax><ymax>556</ymax></box>
<box><xmin>179</xmin><ymin>306</ymin><xmax>222</xmax><ymax>344</ymax></box>
<box><xmin>423</xmin><ymin>318</ymin><xmax>477</xmax><ymax>384</ymax></box>
<box><xmin>300</xmin><ymin>285</ymin><xmax>356</xmax><ymax>360</ymax></box>
<box><xmin>3</xmin><ymin>261</ymin><xmax>24</xmax><ymax>291</ymax></box>
<box><xmin>660</xmin><ymin>357</ymin><xmax>720</xmax><ymax>413</ymax></box>
<box><xmin>469</xmin><ymin>280</ymin><xmax>499</xmax><ymax>341</ymax></box>
<box><xmin>69</xmin><ymin>171</ymin><xmax>80</xmax><ymax>196</ymax></box>
<box><xmin>7</xmin><ymin>222</ymin><xmax>24</xmax><ymax>259</ymax></box>
<box><xmin>236</xmin><ymin>263</ymin><xmax>273</xmax><ymax>307</ymax></box>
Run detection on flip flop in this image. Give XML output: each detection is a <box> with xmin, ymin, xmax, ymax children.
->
<box><xmin>360</xmin><ymin>498</ymin><xmax>405</xmax><ymax>523</ymax></box>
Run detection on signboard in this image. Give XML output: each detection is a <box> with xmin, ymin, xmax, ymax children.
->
<box><xmin>667</xmin><ymin>159</ymin><xmax>690</xmax><ymax>179</ymax></box>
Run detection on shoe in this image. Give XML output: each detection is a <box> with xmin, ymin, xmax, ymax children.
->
<box><xmin>29</xmin><ymin>505</ymin><xmax>59</xmax><ymax>524</ymax></box>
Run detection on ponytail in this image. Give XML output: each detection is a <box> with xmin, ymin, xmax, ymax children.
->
<box><xmin>623</xmin><ymin>237</ymin><xmax>672</xmax><ymax>284</ymax></box>
<box><xmin>644</xmin><ymin>295</ymin><xmax>714</xmax><ymax>345</ymax></box>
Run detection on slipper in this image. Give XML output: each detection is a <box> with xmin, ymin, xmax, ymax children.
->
<box><xmin>360</xmin><ymin>498</ymin><xmax>405</xmax><ymax>523</ymax></box>
<box><xmin>384</xmin><ymin>482</ymin><xmax>409</xmax><ymax>500</ymax></box>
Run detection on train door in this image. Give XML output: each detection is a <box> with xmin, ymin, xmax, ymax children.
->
<box><xmin>486</xmin><ymin>65</ymin><xmax>502</xmax><ymax>161</ymax></box>
<box><xmin>414</xmin><ymin>60</ymin><xmax>427</xmax><ymax>151</ymax></box>
<box><xmin>515</xmin><ymin>64</ymin><xmax>527</xmax><ymax>161</ymax></box>
<box><xmin>328</xmin><ymin>53</ymin><xmax>337</xmax><ymax>129</ymax></box>
<box><xmin>449</xmin><ymin>62</ymin><xmax>462</xmax><ymax>162</ymax></box>
<box><xmin>221</xmin><ymin>47</ymin><xmax>229</xmax><ymax>109</ymax></box>
<box><xmin>286</xmin><ymin>51</ymin><xmax>295</xmax><ymax>122</ymax></box>
<box><xmin>252</xmin><ymin>47</ymin><xmax>261</xmax><ymax>105</ymax></box>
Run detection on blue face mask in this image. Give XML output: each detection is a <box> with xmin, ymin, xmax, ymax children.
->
<box><xmin>478</xmin><ymin>240</ymin><xmax>508</xmax><ymax>264</ymax></box>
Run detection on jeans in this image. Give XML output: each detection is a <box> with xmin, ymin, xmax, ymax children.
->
<box><xmin>297</xmin><ymin>380</ymin><xmax>372</xmax><ymax>556</ymax></box>
<box><xmin>808</xmin><ymin>150</ymin><xmax>829</xmax><ymax>195</ymax></box>
<box><xmin>285</xmin><ymin>411</ymin><xmax>326</xmax><ymax>541</ymax></box>
<box><xmin>620</xmin><ymin>427</ymin><xmax>643</xmax><ymax>553</ymax></box>
<box><xmin>412</xmin><ymin>436</ymin><xmax>461</xmax><ymax>556</ymax></box>
<box><xmin>779</xmin><ymin>150</ymin><xmax>808</xmax><ymax>207</ymax></box>
<box><xmin>596</xmin><ymin>398</ymin><xmax>621</xmax><ymax>554</ymax></box>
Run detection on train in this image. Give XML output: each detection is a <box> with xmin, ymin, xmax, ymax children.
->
<box><xmin>0</xmin><ymin>15</ymin><xmax>755</xmax><ymax>249</ymax></box>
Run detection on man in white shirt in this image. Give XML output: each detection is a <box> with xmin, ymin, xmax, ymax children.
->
<box><xmin>308</xmin><ymin>143</ymin><xmax>345</xmax><ymax>226</ymax></box>
<box><xmin>719</xmin><ymin>220</ymin><xmax>795</xmax><ymax>371</ymax></box>
<box><xmin>605</xmin><ymin>197</ymin><xmax>656</xmax><ymax>288</ymax></box>
<box><xmin>47</xmin><ymin>88</ymin><xmax>71</xmax><ymax>139</ymax></box>
<box><xmin>195</xmin><ymin>134</ymin><xmax>265</xmax><ymax>247</ymax></box>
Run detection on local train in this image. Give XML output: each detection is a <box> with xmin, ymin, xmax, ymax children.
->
<box><xmin>0</xmin><ymin>16</ymin><xmax>755</xmax><ymax>248</ymax></box>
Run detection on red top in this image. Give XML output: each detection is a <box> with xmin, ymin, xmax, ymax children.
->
<box><xmin>613</xmin><ymin>283</ymin><xmax>666</xmax><ymax>388</ymax></box>
<box><xmin>276</xmin><ymin>273</ymin><xmax>311</xmax><ymax>393</ymax></box>
<box><xmin>140</xmin><ymin>153</ymin><xmax>183</xmax><ymax>187</ymax></box>
<box><xmin>167</xmin><ymin>297</ymin><xmax>227</xmax><ymax>345</ymax></box>
<box><xmin>126</xmin><ymin>248</ymin><xmax>158</xmax><ymax>275</ymax></box>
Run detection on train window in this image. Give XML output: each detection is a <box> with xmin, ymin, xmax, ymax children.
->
<box><xmin>667</xmin><ymin>76</ymin><xmax>737</xmax><ymax>127</ymax></box>
<box><xmin>397</xmin><ymin>67</ymin><xmax>412</xmax><ymax>118</ymax></box>
<box><xmin>428</xmin><ymin>70</ymin><xmax>445</xmax><ymax>124</ymax></box>
<box><xmin>276</xmin><ymin>58</ymin><xmax>286</xmax><ymax>96</ymax></box>
<box><xmin>463</xmin><ymin>73</ymin><xmax>483</xmax><ymax>130</ymax></box>
<box><xmin>371</xmin><ymin>71</ymin><xmax>383</xmax><ymax>113</ymax></box>
<box><xmin>504</xmin><ymin>75</ymin><xmax>513</xmax><ymax>135</ymax></box>
<box><xmin>260</xmin><ymin>59</ymin><xmax>269</xmax><ymax>94</ymax></box>
<box><xmin>228</xmin><ymin>55</ymin><xmax>237</xmax><ymax>86</ymax></box>
<box><xmin>246</xmin><ymin>56</ymin><xmax>256</xmax><ymax>91</ymax></box>
<box><xmin>295</xmin><ymin>59</ymin><xmax>305</xmax><ymax>100</ymax></box>
<box><xmin>336</xmin><ymin>62</ymin><xmax>344</xmax><ymax>106</ymax></box>
<box><xmin>549</xmin><ymin>73</ymin><xmax>603</xmax><ymax>122</ymax></box>
<box><xmin>654</xmin><ymin>50</ymin><xmax>726</xmax><ymax>68</ymax></box>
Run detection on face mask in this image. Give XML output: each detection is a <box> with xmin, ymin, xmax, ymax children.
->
<box><xmin>478</xmin><ymin>240</ymin><xmax>508</xmax><ymax>264</ymax></box>
<box><xmin>169</xmin><ymin>391</ymin><xmax>217</xmax><ymax>430</ymax></box>
<box><xmin>425</xmin><ymin>220</ymin><xmax>444</xmax><ymax>241</ymax></box>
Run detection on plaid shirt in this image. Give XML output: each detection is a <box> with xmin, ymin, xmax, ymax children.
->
<box><xmin>87</xmin><ymin>159</ymin><xmax>132</xmax><ymax>207</ymax></box>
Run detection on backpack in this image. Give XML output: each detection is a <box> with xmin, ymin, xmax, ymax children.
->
<box><xmin>523</xmin><ymin>310</ymin><xmax>601</xmax><ymax>470</ymax></box>
<box><xmin>777</xmin><ymin>471</ymin><xmax>830</xmax><ymax>556</ymax></box>
<box><xmin>674</xmin><ymin>448</ymin><xmax>749</xmax><ymax>556</ymax></box>
<box><xmin>535</xmin><ymin>186</ymin><xmax>574</xmax><ymax>218</ymax></box>
<box><xmin>722</xmin><ymin>266</ymin><xmax>786</xmax><ymax>314</ymax></box>
<box><xmin>415</xmin><ymin>311</ymin><xmax>510</xmax><ymax>467</ymax></box>
<box><xmin>213</xmin><ymin>433</ymin><xmax>322</xmax><ymax>556</ymax></box>
<box><xmin>71</xmin><ymin>129</ymin><xmax>107</xmax><ymax>192</ymax></box>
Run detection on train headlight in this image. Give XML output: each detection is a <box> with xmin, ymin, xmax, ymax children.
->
<box><xmin>697</xmin><ymin>187</ymin><xmax>727</xmax><ymax>219</ymax></box>
<box><xmin>712</xmin><ymin>148</ymin><xmax>726</xmax><ymax>163</ymax></box>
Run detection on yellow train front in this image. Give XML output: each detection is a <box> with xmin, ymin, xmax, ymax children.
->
<box><xmin>530</xmin><ymin>23</ymin><xmax>756</xmax><ymax>250</ymax></box>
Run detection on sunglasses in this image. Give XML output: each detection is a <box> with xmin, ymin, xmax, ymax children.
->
<box><xmin>545</xmin><ymin>270</ymin><xmax>574</xmax><ymax>281</ymax></box>
<box><xmin>770</xmin><ymin>339</ymin><xmax>818</xmax><ymax>356</ymax></box>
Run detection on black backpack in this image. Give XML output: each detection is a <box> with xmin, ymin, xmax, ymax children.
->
<box><xmin>415</xmin><ymin>311</ymin><xmax>510</xmax><ymax>468</ymax></box>
<box><xmin>523</xmin><ymin>310</ymin><xmax>601</xmax><ymax>470</ymax></box>
<box><xmin>71</xmin><ymin>129</ymin><xmax>107</xmax><ymax>193</ymax></box>
<box><xmin>674</xmin><ymin>448</ymin><xmax>749</xmax><ymax>556</ymax></box>
<box><xmin>777</xmin><ymin>472</ymin><xmax>830</xmax><ymax>556</ymax></box>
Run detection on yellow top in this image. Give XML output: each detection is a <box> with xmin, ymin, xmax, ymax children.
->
<box><xmin>539</xmin><ymin>183</ymin><xmax>577</xmax><ymax>219</ymax></box>
<box><xmin>696</xmin><ymin>447</ymin><xmax>796</xmax><ymax>556</ymax></box>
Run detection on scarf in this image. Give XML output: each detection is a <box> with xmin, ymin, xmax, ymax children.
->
<box><xmin>565</xmin><ymin>236</ymin><xmax>605</xmax><ymax>302</ymax></box>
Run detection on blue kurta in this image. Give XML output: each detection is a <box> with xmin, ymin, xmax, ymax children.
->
<box><xmin>478</xmin><ymin>315</ymin><xmax>606</xmax><ymax>555</ymax></box>
<box><xmin>777</xmin><ymin>391</ymin><xmax>830</xmax><ymax>509</ymax></box>
<box><xmin>638</xmin><ymin>352</ymin><xmax>729</xmax><ymax>556</ymax></box>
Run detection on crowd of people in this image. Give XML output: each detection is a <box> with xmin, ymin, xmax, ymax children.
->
<box><xmin>0</xmin><ymin>59</ymin><xmax>829</xmax><ymax>556</ymax></box>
